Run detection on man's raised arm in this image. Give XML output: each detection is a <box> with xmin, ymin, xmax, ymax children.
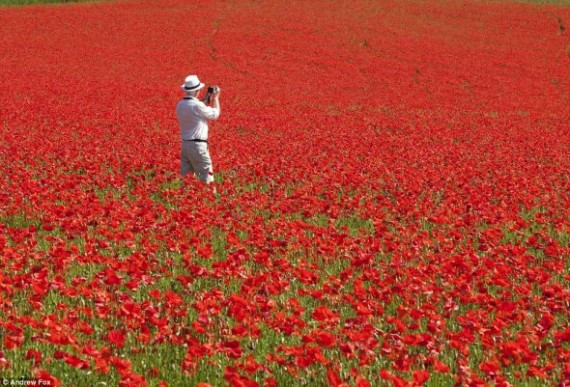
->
<box><xmin>212</xmin><ymin>88</ymin><xmax>221</xmax><ymax>117</ymax></box>
<box><xmin>196</xmin><ymin>87</ymin><xmax>221</xmax><ymax>120</ymax></box>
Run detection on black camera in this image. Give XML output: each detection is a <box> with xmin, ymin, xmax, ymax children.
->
<box><xmin>202</xmin><ymin>85</ymin><xmax>219</xmax><ymax>105</ymax></box>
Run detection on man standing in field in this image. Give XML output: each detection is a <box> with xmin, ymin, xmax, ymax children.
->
<box><xmin>176</xmin><ymin>74</ymin><xmax>221</xmax><ymax>189</ymax></box>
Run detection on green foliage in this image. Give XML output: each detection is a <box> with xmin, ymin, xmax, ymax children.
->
<box><xmin>0</xmin><ymin>0</ymin><xmax>98</xmax><ymax>6</ymax></box>
<box><xmin>518</xmin><ymin>0</ymin><xmax>570</xmax><ymax>4</ymax></box>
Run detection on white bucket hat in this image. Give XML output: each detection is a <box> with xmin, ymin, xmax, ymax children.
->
<box><xmin>181</xmin><ymin>75</ymin><xmax>205</xmax><ymax>92</ymax></box>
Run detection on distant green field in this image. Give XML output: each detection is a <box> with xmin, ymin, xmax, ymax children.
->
<box><xmin>0</xmin><ymin>0</ymin><xmax>98</xmax><ymax>5</ymax></box>
<box><xmin>1</xmin><ymin>0</ymin><xmax>569</xmax><ymax>5</ymax></box>
<box><xmin>520</xmin><ymin>0</ymin><xmax>570</xmax><ymax>4</ymax></box>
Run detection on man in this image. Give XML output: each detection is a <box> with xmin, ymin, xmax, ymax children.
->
<box><xmin>176</xmin><ymin>74</ymin><xmax>221</xmax><ymax>188</ymax></box>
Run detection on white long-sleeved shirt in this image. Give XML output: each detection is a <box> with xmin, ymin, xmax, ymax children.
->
<box><xmin>176</xmin><ymin>96</ymin><xmax>220</xmax><ymax>141</ymax></box>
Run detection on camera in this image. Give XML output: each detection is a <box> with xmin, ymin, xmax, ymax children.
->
<box><xmin>202</xmin><ymin>85</ymin><xmax>219</xmax><ymax>104</ymax></box>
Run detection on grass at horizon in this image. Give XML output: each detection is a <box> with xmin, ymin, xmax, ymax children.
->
<box><xmin>1</xmin><ymin>0</ymin><xmax>569</xmax><ymax>6</ymax></box>
<box><xmin>514</xmin><ymin>0</ymin><xmax>570</xmax><ymax>4</ymax></box>
<box><xmin>0</xmin><ymin>0</ymin><xmax>101</xmax><ymax>6</ymax></box>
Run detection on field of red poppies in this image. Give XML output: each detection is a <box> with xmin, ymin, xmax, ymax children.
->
<box><xmin>1</xmin><ymin>0</ymin><xmax>569</xmax><ymax>385</ymax></box>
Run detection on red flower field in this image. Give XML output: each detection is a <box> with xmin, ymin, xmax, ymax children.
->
<box><xmin>0</xmin><ymin>0</ymin><xmax>569</xmax><ymax>385</ymax></box>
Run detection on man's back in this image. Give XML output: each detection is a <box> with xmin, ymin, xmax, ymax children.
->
<box><xmin>176</xmin><ymin>97</ymin><xmax>220</xmax><ymax>141</ymax></box>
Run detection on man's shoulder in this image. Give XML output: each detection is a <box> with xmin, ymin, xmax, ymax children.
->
<box><xmin>180</xmin><ymin>98</ymin><xmax>205</xmax><ymax>106</ymax></box>
<box><xmin>190</xmin><ymin>99</ymin><xmax>208</xmax><ymax>107</ymax></box>
<box><xmin>177</xmin><ymin>98</ymin><xmax>202</xmax><ymax>109</ymax></box>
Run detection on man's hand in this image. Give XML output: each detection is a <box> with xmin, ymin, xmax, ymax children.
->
<box><xmin>213</xmin><ymin>86</ymin><xmax>221</xmax><ymax>97</ymax></box>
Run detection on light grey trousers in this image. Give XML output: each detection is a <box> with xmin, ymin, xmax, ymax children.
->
<box><xmin>180</xmin><ymin>141</ymin><xmax>214</xmax><ymax>183</ymax></box>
